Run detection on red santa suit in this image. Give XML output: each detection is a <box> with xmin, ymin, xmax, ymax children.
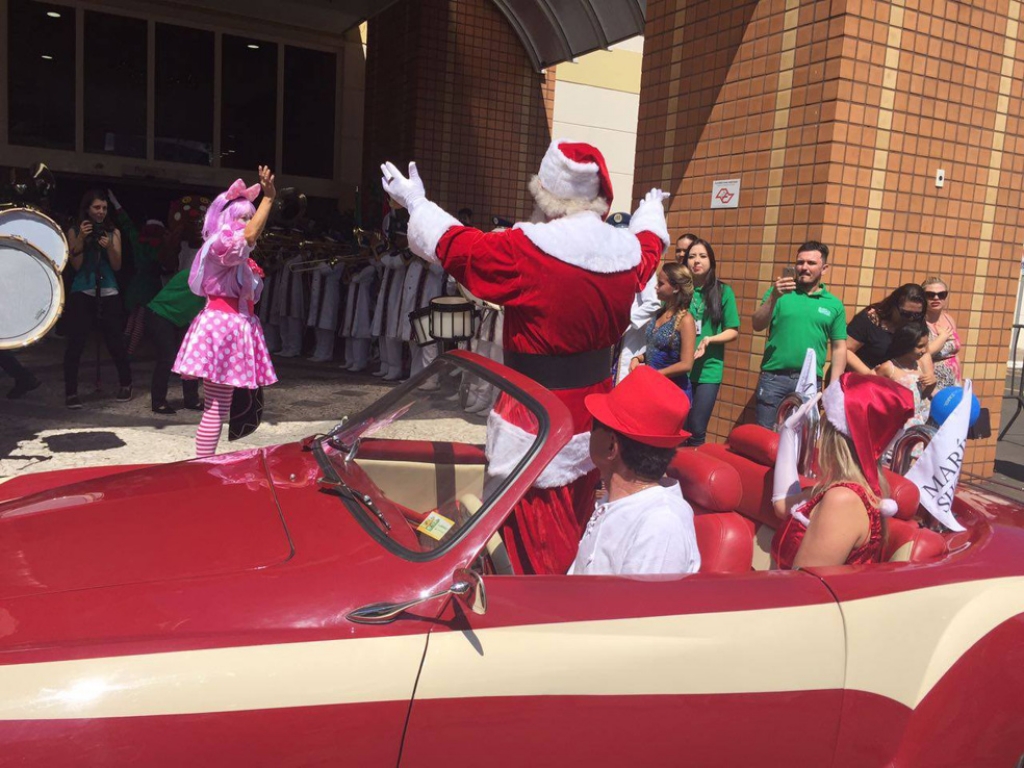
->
<box><xmin>391</xmin><ymin>140</ymin><xmax>670</xmax><ymax>574</ymax></box>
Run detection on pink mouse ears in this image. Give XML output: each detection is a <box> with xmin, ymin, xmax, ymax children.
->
<box><xmin>225</xmin><ymin>178</ymin><xmax>261</xmax><ymax>203</ymax></box>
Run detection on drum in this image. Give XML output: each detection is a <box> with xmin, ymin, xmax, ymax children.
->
<box><xmin>409</xmin><ymin>306</ymin><xmax>434</xmax><ymax>347</ymax></box>
<box><xmin>0</xmin><ymin>235</ymin><xmax>64</xmax><ymax>349</ymax></box>
<box><xmin>0</xmin><ymin>206</ymin><xmax>69</xmax><ymax>272</ymax></box>
<box><xmin>429</xmin><ymin>297</ymin><xmax>476</xmax><ymax>341</ymax></box>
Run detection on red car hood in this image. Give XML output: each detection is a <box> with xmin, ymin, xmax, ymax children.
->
<box><xmin>0</xmin><ymin>451</ymin><xmax>292</xmax><ymax>600</ymax></box>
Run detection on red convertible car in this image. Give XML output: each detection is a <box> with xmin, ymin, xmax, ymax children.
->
<box><xmin>0</xmin><ymin>352</ymin><xmax>1022</xmax><ymax>767</ymax></box>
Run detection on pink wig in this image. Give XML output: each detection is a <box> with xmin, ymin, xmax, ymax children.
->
<box><xmin>202</xmin><ymin>190</ymin><xmax>256</xmax><ymax>240</ymax></box>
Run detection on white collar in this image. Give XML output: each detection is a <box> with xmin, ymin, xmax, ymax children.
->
<box><xmin>514</xmin><ymin>212</ymin><xmax>641</xmax><ymax>274</ymax></box>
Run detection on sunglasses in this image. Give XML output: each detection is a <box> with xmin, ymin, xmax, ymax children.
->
<box><xmin>924</xmin><ymin>290</ymin><xmax>948</xmax><ymax>300</ymax></box>
<box><xmin>898</xmin><ymin>308</ymin><xmax>924</xmax><ymax>320</ymax></box>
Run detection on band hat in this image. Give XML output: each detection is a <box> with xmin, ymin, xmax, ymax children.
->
<box><xmin>585</xmin><ymin>366</ymin><xmax>691</xmax><ymax>448</ymax></box>
<box><xmin>822</xmin><ymin>372</ymin><xmax>915</xmax><ymax>499</ymax></box>
<box><xmin>607</xmin><ymin>212</ymin><xmax>631</xmax><ymax>228</ymax></box>
<box><xmin>535</xmin><ymin>139</ymin><xmax>614</xmax><ymax>206</ymax></box>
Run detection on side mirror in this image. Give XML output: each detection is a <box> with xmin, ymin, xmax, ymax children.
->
<box><xmin>347</xmin><ymin>568</ymin><xmax>487</xmax><ymax>624</ymax></box>
<box><xmin>452</xmin><ymin>568</ymin><xmax>487</xmax><ymax>616</ymax></box>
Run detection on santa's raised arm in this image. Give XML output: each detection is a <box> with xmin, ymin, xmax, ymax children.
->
<box><xmin>382</xmin><ymin>139</ymin><xmax>670</xmax><ymax>575</ymax></box>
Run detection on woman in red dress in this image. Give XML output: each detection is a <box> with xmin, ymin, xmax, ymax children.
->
<box><xmin>771</xmin><ymin>373</ymin><xmax>915</xmax><ymax>569</ymax></box>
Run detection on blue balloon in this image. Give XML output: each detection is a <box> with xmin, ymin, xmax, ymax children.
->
<box><xmin>930</xmin><ymin>386</ymin><xmax>980</xmax><ymax>427</ymax></box>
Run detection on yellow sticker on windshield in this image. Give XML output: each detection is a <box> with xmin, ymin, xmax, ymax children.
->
<box><xmin>417</xmin><ymin>511</ymin><xmax>455</xmax><ymax>541</ymax></box>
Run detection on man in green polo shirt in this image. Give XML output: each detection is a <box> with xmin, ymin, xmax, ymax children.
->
<box><xmin>751</xmin><ymin>240</ymin><xmax>847</xmax><ymax>428</ymax></box>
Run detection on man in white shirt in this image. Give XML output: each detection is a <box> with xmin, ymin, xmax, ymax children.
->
<box><xmin>569</xmin><ymin>365</ymin><xmax>701</xmax><ymax>576</ymax></box>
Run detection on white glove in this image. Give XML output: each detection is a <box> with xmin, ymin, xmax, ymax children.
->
<box><xmin>106</xmin><ymin>188</ymin><xmax>122</xmax><ymax>211</ymax></box>
<box><xmin>381</xmin><ymin>161</ymin><xmax>426</xmax><ymax>212</ymax></box>
<box><xmin>643</xmin><ymin>188</ymin><xmax>670</xmax><ymax>205</ymax></box>
<box><xmin>771</xmin><ymin>393</ymin><xmax>821</xmax><ymax>503</ymax></box>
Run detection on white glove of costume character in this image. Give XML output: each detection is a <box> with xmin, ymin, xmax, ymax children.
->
<box><xmin>643</xmin><ymin>188</ymin><xmax>670</xmax><ymax>205</ymax></box>
<box><xmin>381</xmin><ymin>161</ymin><xmax>427</xmax><ymax>213</ymax></box>
<box><xmin>771</xmin><ymin>392</ymin><xmax>821</xmax><ymax>504</ymax></box>
<box><xmin>106</xmin><ymin>188</ymin><xmax>122</xmax><ymax>211</ymax></box>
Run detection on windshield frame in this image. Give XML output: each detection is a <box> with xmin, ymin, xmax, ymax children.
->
<box><xmin>313</xmin><ymin>351</ymin><xmax>563</xmax><ymax>563</ymax></box>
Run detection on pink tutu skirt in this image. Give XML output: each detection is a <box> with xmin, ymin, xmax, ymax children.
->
<box><xmin>173</xmin><ymin>308</ymin><xmax>278</xmax><ymax>388</ymax></box>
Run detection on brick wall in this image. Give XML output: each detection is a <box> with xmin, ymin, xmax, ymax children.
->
<box><xmin>362</xmin><ymin>0</ymin><xmax>554</xmax><ymax>228</ymax></box>
<box><xmin>635</xmin><ymin>0</ymin><xmax>1024</xmax><ymax>476</ymax></box>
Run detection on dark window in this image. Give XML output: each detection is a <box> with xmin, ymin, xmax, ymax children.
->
<box><xmin>283</xmin><ymin>46</ymin><xmax>336</xmax><ymax>179</ymax></box>
<box><xmin>7</xmin><ymin>0</ymin><xmax>76</xmax><ymax>149</ymax></box>
<box><xmin>221</xmin><ymin>35</ymin><xmax>276</xmax><ymax>171</ymax></box>
<box><xmin>155</xmin><ymin>24</ymin><xmax>214</xmax><ymax>165</ymax></box>
<box><xmin>83</xmin><ymin>11</ymin><xmax>147</xmax><ymax>157</ymax></box>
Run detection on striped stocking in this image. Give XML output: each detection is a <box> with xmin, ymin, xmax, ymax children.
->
<box><xmin>195</xmin><ymin>381</ymin><xmax>234</xmax><ymax>457</ymax></box>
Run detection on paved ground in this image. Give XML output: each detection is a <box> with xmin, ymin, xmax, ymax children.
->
<box><xmin>0</xmin><ymin>335</ymin><xmax>395</xmax><ymax>478</ymax></box>
<box><xmin>5</xmin><ymin>335</ymin><xmax>1024</xmax><ymax>507</ymax></box>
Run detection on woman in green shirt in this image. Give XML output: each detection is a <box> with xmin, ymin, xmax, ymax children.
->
<box><xmin>685</xmin><ymin>239</ymin><xmax>740</xmax><ymax>445</ymax></box>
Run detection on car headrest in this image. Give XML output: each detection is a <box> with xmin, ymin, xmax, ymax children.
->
<box><xmin>726</xmin><ymin>424</ymin><xmax>780</xmax><ymax>467</ymax></box>
<box><xmin>694</xmin><ymin>513</ymin><xmax>755</xmax><ymax>574</ymax></box>
<box><xmin>667</xmin><ymin>448</ymin><xmax>743</xmax><ymax>513</ymax></box>
<box><xmin>882</xmin><ymin>469</ymin><xmax>921</xmax><ymax>521</ymax></box>
<box><xmin>885</xmin><ymin>517</ymin><xmax>947</xmax><ymax>562</ymax></box>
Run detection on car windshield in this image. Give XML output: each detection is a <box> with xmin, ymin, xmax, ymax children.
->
<box><xmin>314</xmin><ymin>356</ymin><xmax>545</xmax><ymax>558</ymax></box>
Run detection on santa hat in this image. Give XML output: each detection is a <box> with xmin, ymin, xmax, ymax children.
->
<box><xmin>822</xmin><ymin>373</ymin><xmax>915</xmax><ymax>513</ymax></box>
<box><xmin>529</xmin><ymin>139</ymin><xmax>614</xmax><ymax>219</ymax></box>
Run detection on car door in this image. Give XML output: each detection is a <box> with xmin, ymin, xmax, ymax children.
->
<box><xmin>400</xmin><ymin>570</ymin><xmax>847</xmax><ymax>767</ymax></box>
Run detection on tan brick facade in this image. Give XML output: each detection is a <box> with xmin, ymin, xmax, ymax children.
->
<box><xmin>362</xmin><ymin>0</ymin><xmax>555</xmax><ymax>227</ymax></box>
<box><xmin>635</xmin><ymin>0</ymin><xmax>1024</xmax><ymax>476</ymax></box>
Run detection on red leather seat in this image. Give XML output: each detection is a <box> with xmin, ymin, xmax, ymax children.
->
<box><xmin>668</xmin><ymin>447</ymin><xmax>753</xmax><ymax>573</ymax></box>
<box><xmin>699</xmin><ymin>425</ymin><xmax>783</xmax><ymax>528</ymax></box>
<box><xmin>884</xmin><ymin>518</ymin><xmax>947</xmax><ymax>562</ymax></box>
<box><xmin>667</xmin><ymin>448</ymin><xmax>743</xmax><ymax>515</ymax></box>
<box><xmin>694</xmin><ymin>513</ymin><xmax>755</xmax><ymax>574</ymax></box>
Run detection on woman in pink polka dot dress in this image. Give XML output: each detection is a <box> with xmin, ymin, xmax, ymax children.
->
<box><xmin>173</xmin><ymin>167</ymin><xmax>279</xmax><ymax>457</ymax></box>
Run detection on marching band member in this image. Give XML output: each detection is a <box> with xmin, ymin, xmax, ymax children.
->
<box><xmin>173</xmin><ymin>168</ymin><xmax>278</xmax><ymax>457</ymax></box>
<box><xmin>399</xmin><ymin>254</ymin><xmax>446</xmax><ymax>380</ymax></box>
<box><xmin>382</xmin><ymin>139</ymin><xmax>668</xmax><ymax>574</ymax></box>
<box><xmin>341</xmin><ymin>256</ymin><xmax>377</xmax><ymax>373</ymax></box>
<box><xmin>307</xmin><ymin>260</ymin><xmax>345</xmax><ymax>363</ymax></box>
<box><xmin>371</xmin><ymin>228</ymin><xmax>410</xmax><ymax>381</ymax></box>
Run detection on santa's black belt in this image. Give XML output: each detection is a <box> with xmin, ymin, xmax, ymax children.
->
<box><xmin>504</xmin><ymin>347</ymin><xmax>614</xmax><ymax>391</ymax></box>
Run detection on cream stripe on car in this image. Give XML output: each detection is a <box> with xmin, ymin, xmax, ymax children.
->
<box><xmin>0</xmin><ymin>577</ymin><xmax>1021</xmax><ymax>719</ymax></box>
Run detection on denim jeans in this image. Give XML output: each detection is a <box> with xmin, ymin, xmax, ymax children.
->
<box><xmin>684</xmin><ymin>381</ymin><xmax>721</xmax><ymax>447</ymax></box>
<box><xmin>755</xmin><ymin>371</ymin><xmax>802</xmax><ymax>429</ymax></box>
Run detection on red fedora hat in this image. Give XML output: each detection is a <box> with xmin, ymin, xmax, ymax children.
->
<box><xmin>585</xmin><ymin>366</ymin><xmax>691</xmax><ymax>448</ymax></box>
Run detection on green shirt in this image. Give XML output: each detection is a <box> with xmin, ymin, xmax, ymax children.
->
<box><xmin>760</xmin><ymin>284</ymin><xmax>847</xmax><ymax>376</ymax></box>
<box><xmin>147</xmin><ymin>270</ymin><xmax>205</xmax><ymax>328</ymax></box>
<box><xmin>689</xmin><ymin>283</ymin><xmax>740</xmax><ymax>384</ymax></box>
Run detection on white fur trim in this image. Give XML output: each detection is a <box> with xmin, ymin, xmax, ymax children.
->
<box><xmin>529</xmin><ymin>176</ymin><xmax>609</xmax><ymax>219</ymax></box>
<box><xmin>822</xmin><ymin>379</ymin><xmax>849</xmax><ymax>435</ymax></box>
<box><xmin>790</xmin><ymin>499</ymin><xmax>811</xmax><ymax>527</ymax></box>
<box><xmin>538</xmin><ymin>139</ymin><xmax>602</xmax><ymax>201</ymax></box>
<box><xmin>485</xmin><ymin>411</ymin><xmax>595</xmax><ymax>489</ymax></box>
<box><xmin>629</xmin><ymin>196</ymin><xmax>670</xmax><ymax>246</ymax></box>
<box><xmin>514</xmin><ymin>212</ymin><xmax>641</xmax><ymax>274</ymax></box>
<box><xmin>880</xmin><ymin>498</ymin><xmax>899</xmax><ymax>518</ymax></box>
<box><xmin>145</xmin><ymin>219</ymin><xmax>166</xmax><ymax>228</ymax></box>
<box><xmin>408</xmin><ymin>200</ymin><xmax>461</xmax><ymax>265</ymax></box>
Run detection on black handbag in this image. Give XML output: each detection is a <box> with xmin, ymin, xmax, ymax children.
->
<box><xmin>228</xmin><ymin>387</ymin><xmax>264</xmax><ymax>441</ymax></box>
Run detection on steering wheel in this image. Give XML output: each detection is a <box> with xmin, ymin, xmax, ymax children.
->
<box><xmin>460</xmin><ymin>493</ymin><xmax>514</xmax><ymax>575</ymax></box>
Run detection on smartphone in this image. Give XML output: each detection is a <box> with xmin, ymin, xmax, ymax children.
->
<box><xmin>782</xmin><ymin>266</ymin><xmax>796</xmax><ymax>280</ymax></box>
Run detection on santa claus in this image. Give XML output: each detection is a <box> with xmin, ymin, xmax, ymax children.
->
<box><xmin>382</xmin><ymin>139</ymin><xmax>669</xmax><ymax>574</ymax></box>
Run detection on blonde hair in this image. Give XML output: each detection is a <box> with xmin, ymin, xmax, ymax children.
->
<box><xmin>813</xmin><ymin>420</ymin><xmax>889</xmax><ymax>506</ymax></box>
<box><xmin>661</xmin><ymin>262</ymin><xmax>695</xmax><ymax>330</ymax></box>
<box><xmin>921</xmin><ymin>276</ymin><xmax>948</xmax><ymax>291</ymax></box>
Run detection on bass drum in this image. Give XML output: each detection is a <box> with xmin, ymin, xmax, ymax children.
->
<box><xmin>0</xmin><ymin>206</ymin><xmax>69</xmax><ymax>272</ymax></box>
<box><xmin>0</xmin><ymin>235</ymin><xmax>64</xmax><ymax>349</ymax></box>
